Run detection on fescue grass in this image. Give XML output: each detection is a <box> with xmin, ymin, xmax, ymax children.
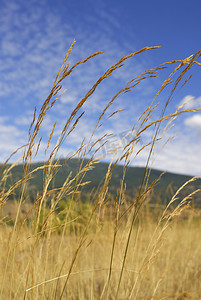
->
<box><xmin>0</xmin><ymin>42</ymin><xmax>201</xmax><ymax>299</ymax></box>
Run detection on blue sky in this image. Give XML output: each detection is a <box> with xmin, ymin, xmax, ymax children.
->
<box><xmin>0</xmin><ymin>0</ymin><xmax>201</xmax><ymax>176</ymax></box>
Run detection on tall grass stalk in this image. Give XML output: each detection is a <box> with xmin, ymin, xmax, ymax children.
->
<box><xmin>0</xmin><ymin>42</ymin><xmax>201</xmax><ymax>299</ymax></box>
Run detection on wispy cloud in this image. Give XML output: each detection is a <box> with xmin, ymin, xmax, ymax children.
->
<box><xmin>0</xmin><ymin>120</ymin><xmax>27</xmax><ymax>161</ymax></box>
<box><xmin>152</xmin><ymin>135</ymin><xmax>201</xmax><ymax>176</ymax></box>
<box><xmin>179</xmin><ymin>95</ymin><xmax>201</xmax><ymax>109</ymax></box>
<box><xmin>178</xmin><ymin>95</ymin><xmax>201</xmax><ymax>132</ymax></box>
<box><xmin>184</xmin><ymin>114</ymin><xmax>201</xmax><ymax>130</ymax></box>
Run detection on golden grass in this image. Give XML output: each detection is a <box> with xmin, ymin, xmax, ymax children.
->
<box><xmin>0</xmin><ymin>42</ymin><xmax>201</xmax><ymax>299</ymax></box>
<box><xmin>0</xmin><ymin>210</ymin><xmax>201</xmax><ymax>299</ymax></box>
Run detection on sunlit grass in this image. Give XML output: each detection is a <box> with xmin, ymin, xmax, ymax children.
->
<box><xmin>0</xmin><ymin>42</ymin><xmax>201</xmax><ymax>299</ymax></box>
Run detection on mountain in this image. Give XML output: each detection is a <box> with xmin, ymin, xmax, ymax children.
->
<box><xmin>1</xmin><ymin>158</ymin><xmax>200</xmax><ymax>207</ymax></box>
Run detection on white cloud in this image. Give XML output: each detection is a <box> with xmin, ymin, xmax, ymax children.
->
<box><xmin>177</xmin><ymin>95</ymin><xmax>201</xmax><ymax>132</ymax></box>
<box><xmin>0</xmin><ymin>122</ymin><xmax>27</xmax><ymax>162</ymax></box>
<box><xmin>60</xmin><ymin>91</ymin><xmax>80</xmax><ymax>105</ymax></box>
<box><xmin>184</xmin><ymin>114</ymin><xmax>201</xmax><ymax>130</ymax></box>
<box><xmin>179</xmin><ymin>95</ymin><xmax>201</xmax><ymax>110</ymax></box>
<box><xmin>130</xmin><ymin>131</ymin><xmax>201</xmax><ymax>176</ymax></box>
<box><xmin>14</xmin><ymin>116</ymin><xmax>33</xmax><ymax>126</ymax></box>
<box><xmin>0</xmin><ymin>124</ymin><xmax>22</xmax><ymax>137</ymax></box>
<box><xmin>152</xmin><ymin>137</ymin><xmax>201</xmax><ymax>176</ymax></box>
<box><xmin>0</xmin><ymin>116</ymin><xmax>9</xmax><ymax>123</ymax></box>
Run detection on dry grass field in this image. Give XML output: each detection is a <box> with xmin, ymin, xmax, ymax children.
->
<box><xmin>0</xmin><ymin>205</ymin><xmax>201</xmax><ymax>299</ymax></box>
<box><xmin>0</xmin><ymin>43</ymin><xmax>201</xmax><ymax>299</ymax></box>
